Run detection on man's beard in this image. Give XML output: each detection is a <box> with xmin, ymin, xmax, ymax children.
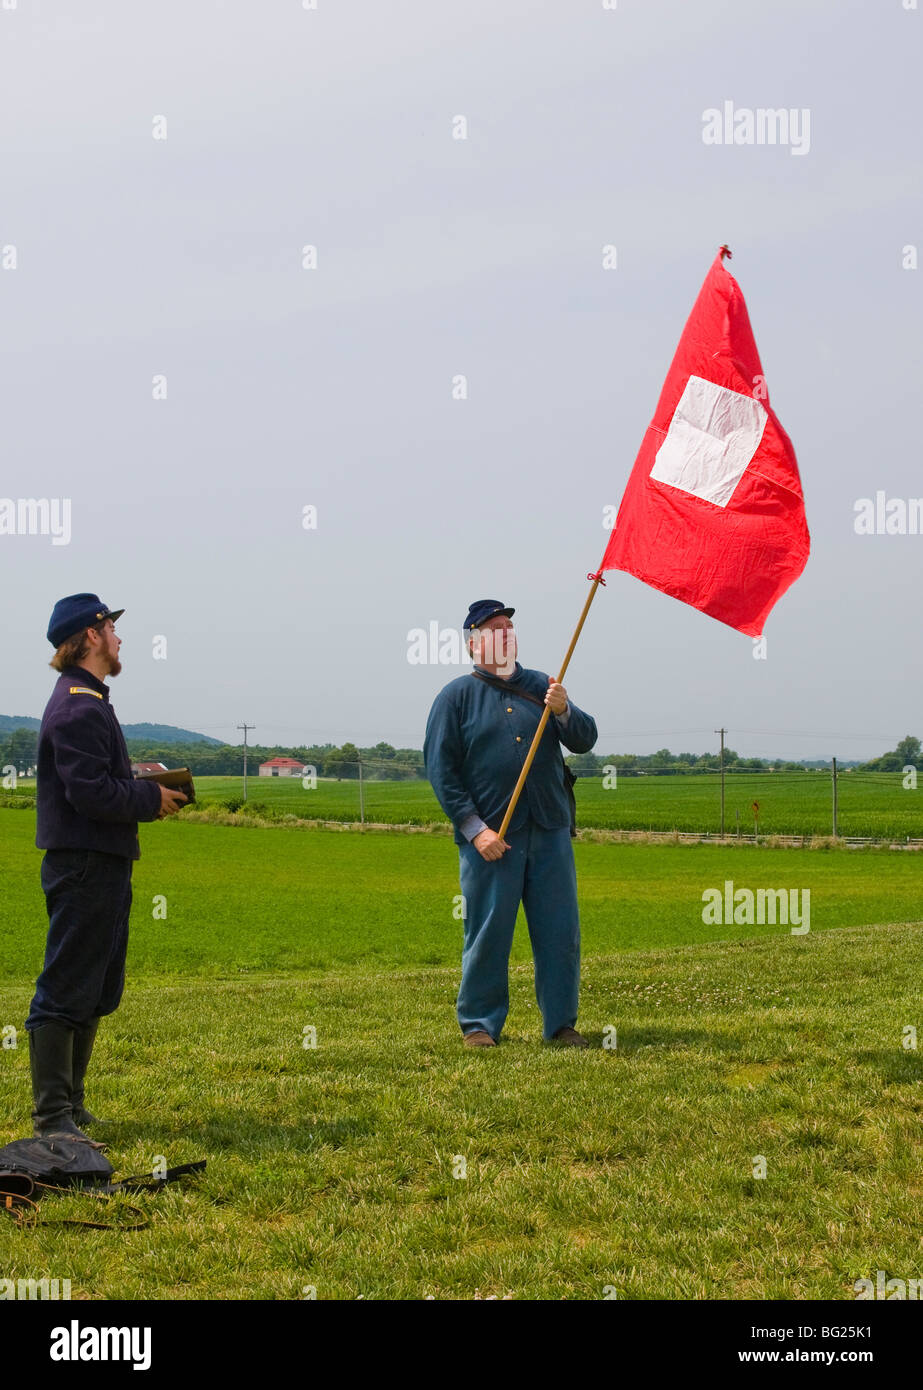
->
<box><xmin>106</xmin><ymin>650</ymin><xmax>122</xmax><ymax>677</ymax></box>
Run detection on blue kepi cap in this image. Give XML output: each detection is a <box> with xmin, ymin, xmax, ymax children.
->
<box><xmin>47</xmin><ymin>594</ymin><xmax>125</xmax><ymax>647</ymax></box>
<box><xmin>463</xmin><ymin>599</ymin><xmax>515</xmax><ymax>634</ymax></box>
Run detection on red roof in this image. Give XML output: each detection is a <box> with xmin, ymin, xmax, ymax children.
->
<box><xmin>259</xmin><ymin>757</ymin><xmax>305</xmax><ymax>767</ymax></box>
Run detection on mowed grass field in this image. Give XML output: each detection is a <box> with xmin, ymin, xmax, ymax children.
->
<box><xmin>2</xmin><ymin>811</ymin><xmax>923</xmax><ymax>973</ymax></box>
<box><xmin>1</xmin><ymin>808</ymin><xmax>921</xmax><ymax>1299</ymax></box>
<box><xmin>184</xmin><ymin>772</ymin><xmax>921</xmax><ymax>839</ymax></box>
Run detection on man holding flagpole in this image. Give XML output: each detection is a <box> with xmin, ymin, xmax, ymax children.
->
<box><xmin>425</xmin><ymin>254</ymin><xmax>808</xmax><ymax>1049</ymax></box>
<box><xmin>424</xmin><ymin>600</ymin><xmax>598</xmax><ymax>1048</ymax></box>
<box><xmin>447</xmin><ymin>250</ymin><xmax>809</xmax><ymax>914</ymax></box>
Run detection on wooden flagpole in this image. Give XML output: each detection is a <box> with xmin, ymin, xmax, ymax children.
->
<box><xmin>496</xmin><ymin>571</ymin><xmax>605</xmax><ymax>840</ymax></box>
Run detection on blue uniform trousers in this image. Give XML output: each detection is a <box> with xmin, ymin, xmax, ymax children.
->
<box><xmin>457</xmin><ymin>818</ymin><xmax>580</xmax><ymax>1041</ymax></box>
<box><xmin>26</xmin><ymin>848</ymin><xmax>133</xmax><ymax>1031</ymax></box>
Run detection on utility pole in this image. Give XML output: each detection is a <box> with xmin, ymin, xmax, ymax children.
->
<box><xmin>238</xmin><ymin>723</ymin><xmax>255</xmax><ymax>802</ymax></box>
<box><xmin>715</xmin><ymin>727</ymin><xmax>726</xmax><ymax>836</ymax></box>
<box><xmin>357</xmin><ymin>751</ymin><xmax>365</xmax><ymax>827</ymax></box>
<box><xmin>832</xmin><ymin>756</ymin><xmax>838</xmax><ymax>838</ymax></box>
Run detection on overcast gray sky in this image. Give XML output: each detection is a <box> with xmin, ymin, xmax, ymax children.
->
<box><xmin>1</xmin><ymin>0</ymin><xmax>920</xmax><ymax>759</ymax></box>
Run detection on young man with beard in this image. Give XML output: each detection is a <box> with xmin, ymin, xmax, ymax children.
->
<box><xmin>26</xmin><ymin>594</ymin><xmax>187</xmax><ymax>1142</ymax></box>
<box><xmin>424</xmin><ymin>600</ymin><xmax>598</xmax><ymax>1048</ymax></box>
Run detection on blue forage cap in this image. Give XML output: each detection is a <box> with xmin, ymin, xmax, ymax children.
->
<box><xmin>463</xmin><ymin>599</ymin><xmax>515</xmax><ymax>634</ymax></box>
<box><xmin>47</xmin><ymin>594</ymin><xmax>125</xmax><ymax>647</ymax></box>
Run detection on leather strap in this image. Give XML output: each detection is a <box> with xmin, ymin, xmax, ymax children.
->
<box><xmin>2</xmin><ymin>1180</ymin><xmax>147</xmax><ymax>1231</ymax></box>
<box><xmin>108</xmin><ymin>1160</ymin><xmax>207</xmax><ymax>1194</ymax></box>
<box><xmin>471</xmin><ymin>670</ymin><xmax>547</xmax><ymax>709</ymax></box>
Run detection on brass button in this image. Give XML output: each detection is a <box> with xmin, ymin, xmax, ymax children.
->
<box><xmin>506</xmin><ymin>707</ymin><xmax>513</xmax><ymax>713</ymax></box>
<box><xmin>516</xmin><ymin>736</ymin><xmax>522</xmax><ymax>742</ymax></box>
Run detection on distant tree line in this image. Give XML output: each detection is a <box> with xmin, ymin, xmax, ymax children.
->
<box><xmin>0</xmin><ymin>727</ymin><xmax>37</xmax><ymax>773</ymax></box>
<box><xmin>0</xmin><ymin>728</ymin><xmax>428</xmax><ymax>781</ymax></box>
<box><xmin>567</xmin><ymin>748</ymin><xmax>841</xmax><ymax>776</ymax></box>
<box><xmin>1</xmin><ymin>726</ymin><xmax>918</xmax><ymax>781</ymax></box>
<box><xmin>857</xmin><ymin>734</ymin><xmax>920</xmax><ymax>773</ymax></box>
<box><xmin>122</xmin><ymin>740</ymin><xmax>427</xmax><ymax>781</ymax></box>
<box><xmin>567</xmin><ymin>735</ymin><xmax>920</xmax><ymax>777</ymax></box>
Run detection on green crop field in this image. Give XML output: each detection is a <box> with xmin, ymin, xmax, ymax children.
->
<box><xmin>8</xmin><ymin>770</ymin><xmax>921</xmax><ymax>838</ymax></box>
<box><xmin>1</xmin><ymin>807</ymin><xmax>921</xmax><ymax>1300</ymax></box>
<box><xmin>193</xmin><ymin>770</ymin><xmax>923</xmax><ymax>840</ymax></box>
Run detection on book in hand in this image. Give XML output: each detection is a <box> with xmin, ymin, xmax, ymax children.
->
<box><xmin>135</xmin><ymin>767</ymin><xmax>196</xmax><ymax>804</ymax></box>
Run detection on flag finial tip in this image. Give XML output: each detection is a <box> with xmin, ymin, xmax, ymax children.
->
<box><xmin>719</xmin><ymin>244</ymin><xmax>732</xmax><ymax>260</ymax></box>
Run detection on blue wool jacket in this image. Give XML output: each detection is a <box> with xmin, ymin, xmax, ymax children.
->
<box><xmin>35</xmin><ymin>665</ymin><xmax>163</xmax><ymax>860</ymax></box>
<box><xmin>424</xmin><ymin>663</ymin><xmax>598</xmax><ymax>845</ymax></box>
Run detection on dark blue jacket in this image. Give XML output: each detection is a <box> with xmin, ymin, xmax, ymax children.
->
<box><xmin>424</xmin><ymin>663</ymin><xmax>598</xmax><ymax>845</ymax></box>
<box><xmin>35</xmin><ymin>665</ymin><xmax>162</xmax><ymax>860</ymax></box>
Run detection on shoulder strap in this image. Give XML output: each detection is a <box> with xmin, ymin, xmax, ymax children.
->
<box><xmin>471</xmin><ymin>670</ymin><xmax>546</xmax><ymax>709</ymax></box>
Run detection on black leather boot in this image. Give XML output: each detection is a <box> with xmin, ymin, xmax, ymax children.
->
<box><xmin>72</xmin><ymin>1018</ymin><xmax>102</xmax><ymax>1126</ymax></box>
<box><xmin>29</xmin><ymin>1023</ymin><xmax>95</xmax><ymax>1142</ymax></box>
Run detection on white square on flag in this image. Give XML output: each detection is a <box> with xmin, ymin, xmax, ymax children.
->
<box><xmin>650</xmin><ymin>374</ymin><xmax>768</xmax><ymax>508</ymax></box>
